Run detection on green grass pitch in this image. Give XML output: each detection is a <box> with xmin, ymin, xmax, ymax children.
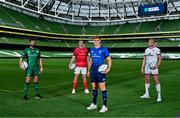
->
<box><xmin>0</xmin><ymin>58</ymin><xmax>180</xmax><ymax>117</ymax></box>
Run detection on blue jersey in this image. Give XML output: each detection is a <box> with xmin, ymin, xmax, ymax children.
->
<box><xmin>90</xmin><ymin>47</ymin><xmax>110</xmax><ymax>68</ymax></box>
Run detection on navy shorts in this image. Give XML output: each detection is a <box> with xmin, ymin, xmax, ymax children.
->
<box><xmin>91</xmin><ymin>69</ymin><xmax>106</xmax><ymax>83</ymax></box>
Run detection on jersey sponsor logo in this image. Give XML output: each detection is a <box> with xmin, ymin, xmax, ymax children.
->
<box><xmin>146</xmin><ymin>52</ymin><xmax>153</xmax><ymax>56</ymax></box>
<box><xmin>92</xmin><ymin>55</ymin><xmax>101</xmax><ymax>58</ymax></box>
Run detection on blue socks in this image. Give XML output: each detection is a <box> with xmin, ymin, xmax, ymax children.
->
<box><xmin>92</xmin><ymin>89</ymin><xmax>107</xmax><ymax>106</ymax></box>
<box><xmin>92</xmin><ymin>89</ymin><xmax>98</xmax><ymax>105</ymax></box>
<box><xmin>102</xmin><ymin>90</ymin><xmax>107</xmax><ymax>106</ymax></box>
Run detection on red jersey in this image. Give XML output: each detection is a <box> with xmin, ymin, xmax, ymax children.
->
<box><xmin>73</xmin><ymin>47</ymin><xmax>88</xmax><ymax>67</ymax></box>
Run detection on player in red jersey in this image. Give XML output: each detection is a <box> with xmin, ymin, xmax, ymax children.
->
<box><xmin>69</xmin><ymin>40</ymin><xmax>90</xmax><ymax>94</ymax></box>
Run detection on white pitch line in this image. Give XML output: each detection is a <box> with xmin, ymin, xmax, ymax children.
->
<box><xmin>0</xmin><ymin>51</ymin><xmax>19</xmax><ymax>57</ymax></box>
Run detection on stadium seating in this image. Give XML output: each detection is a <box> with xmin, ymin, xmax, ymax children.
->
<box><xmin>0</xmin><ymin>6</ymin><xmax>180</xmax><ymax>35</ymax></box>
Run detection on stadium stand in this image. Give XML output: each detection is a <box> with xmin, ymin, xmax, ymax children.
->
<box><xmin>0</xmin><ymin>6</ymin><xmax>180</xmax><ymax>35</ymax></box>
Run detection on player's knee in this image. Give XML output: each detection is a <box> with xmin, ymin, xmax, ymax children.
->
<box><xmin>34</xmin><ymin>76</ymin><xmax>39</xmax><ymax>82</ymax></box>
<box><xmin>154</xmin><ymin>79</ymin><xmax>160</xmax><ymax>85</ymax></box>
<box><xmin>99</xmin><ymin>83</ymin><xmax>106</xmax><ymax>91</ymax></box>
<box><xmin>74</xmin><ymin>74</ymin><xmax>79</xmax><ymax>79</ymax></box>
<box><xmin>92</xmin><ymin>83</ymin><xmax>97</xmax><ymax>89</ymax></box>
<box><xmin>73</xmin><ymin>78</ymin><xmax>78</xmax><ymax>81</ymax></box>
<box><xmin>145</xmin><ymin>80</ymin><xmax>150</xmax><ymax>83</ymax></box>
<box><xmin>25</xmin><ymin>77</ymin><xmax>31</xmax><ymax>83</ymax></box>
<box><xmin>82</xmin><ymin>75</ymin><xmax>86</xmax><ymax>79</ymax></box>
<box><xmin>145</xmin><ymin>78</ymin><xmax>150</xmax><ymax>83</ymax></box>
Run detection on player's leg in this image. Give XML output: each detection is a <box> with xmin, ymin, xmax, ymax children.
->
<box><xmin>33</xmin><ymin>68</ymin><xmax>43</xmax><ymax>99</ymax></box>
<box><xmin>87</xmin><ymin>72</ymin><xmax>98</xmax><ymax>110</ymax></box>
<box><xmin>72</xmin><ymin>74</ymin><xmax>79</xmax><ymax>94</ymax></box>
<box><xmin>92</xmin><ymin>82</ymin><xmax>98</xmax><ymax>105</ymax></box>
<box><xmin>24</xmin><ymin>76</ymin><xmax>31</xmax><ymax>100</ymax></box>
<box><xmin>98</xmin><ymin>73</ymin><xmax>108</xmax><ymax>113</ymax></box>
<box><xmin>81</xmin><ymin>67</ymin><xmax>89</xmax><ymax>94</ymax></box>
<box><xmin>140</xmin><ymin>74</ymin><xmax>150</xmax><ymax>98</ymax></box>
<box><xmin>87</xmin><ymin>82</ymin><xmax>98</xmax><ymax>110</ymax></box>
<box><xmin>152</xmin><ymin>69</ymin><xmax>161</xmax><ymax>102</ymax></box>
<box><xmin>153</xmin><ymin>75</ymin><xmax>161</xmax><ymax>102</ymax></box>
<box><xmin>72</xmin><ymin>67</ymin><xmax>80</xmax><ymax>94</ymax></box>
<box><xmin>140</xmin><ymin>65</ymin><xmax>151</xmax><ymax>98</ymax></box>
<box><xmin>23</xmin><ymin>68</ymin><xmax>32</xmax><ymax>100</ymax></box>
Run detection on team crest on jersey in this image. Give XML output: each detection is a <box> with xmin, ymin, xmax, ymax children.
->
<box><xmin>91</xmin><ymin>50</ymin><xmax>94</xmax><ymax>53</ymax></box>
<box><xmin>36</xmin><ymin>50</ymin><xmax>39</xmax><ymax>53</ymax></box>
<box><xmin>98</xmin><ymin>50</ymin><xmax>102</xmax><ymax>53</ymax></box>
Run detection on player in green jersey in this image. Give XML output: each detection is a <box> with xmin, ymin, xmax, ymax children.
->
<box><xmin>19</xmin><ymin>39</ymin><xmax>43</xmax><ymax>100</ymax></box>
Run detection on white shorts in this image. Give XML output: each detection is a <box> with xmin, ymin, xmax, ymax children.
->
<box><xmin>74</xmin><ymin>67</ymin><xmax>87</xmax><ymax>75</ymax></box>
<box><xmin>145</xmin><ymin>65</ymin><xmax>158</xmax><ymax>75</ymax></box>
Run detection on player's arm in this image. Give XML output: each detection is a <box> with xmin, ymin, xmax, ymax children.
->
<box><xmin>87</xmin><ymin>57</ymin><xmax>92</xmax><ymax>77</ymax></box>
<box><xmin>157</xmin><ymin>54</ymin><xmax>162</xmax><ymax>68</ymax></box>
<box><xmin>39</xmin><ymin>58</ymin><xmax>43</xmax><ymax>73</ymax></box>
<box><xmin>69</xmin><ymin>56</ymin><xmax>76</xmax><ymax>70</ymax></box>
<box><xmin>19</xmin><ymin>57</ymin><xmax>25</xmax><ymax>70</ymax></box>
<box><xmin>19</xmin><ymin>50</ymin><xmax>26</xmax><ymax>70</ymax></box>
<box><xmin>141</xmin><ymin>56</ymin><xmax>146</xmax><ymax>75</ymax></box>
<box><xmin>38</xmin><ymin>51</ymin><xmax>43</xmax><ymax>73</ymax></box>
<box><xmin>104</xmin><ymin>56</ymin><xmax>112</xmax><ymax>74</ymax></box>
<box><xmin>87</xmin><ymin>55</ymin><xmax>90</xmax><ymax>64</ymax></box>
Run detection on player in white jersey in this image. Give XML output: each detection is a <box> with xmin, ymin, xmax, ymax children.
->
<box><xmin>140</xmin><ymin>38</ymin><xmax>162</xmax><ymax>102</ymax></box>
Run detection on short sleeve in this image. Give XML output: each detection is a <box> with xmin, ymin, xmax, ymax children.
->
<box><xmin>73</xmin><ymin>48</ymin><xmax>77</xmax><ymax>56</ymax></box>
<box><xmin>103</xmin><ymin>48</ymin><xmax>109</xmax><ymax>58</ymax></box>
<box><xmin>38</xmin><ymin>50</ymin><xmax>41</xmax><ymax>58</ymax></box>
<box><xmin>85</xmin><ymin>48</ymin><xmax>89</xmax><ymax>56</ymax></box>
<box><xmin>90</xmin><ymin>48</ymin><xmax>92</xmax><ymax>57</ymax></box>
<box><xmin>21</xmin><ymin>49</ymin><xmax>27</xmax><ymax>58</ymax></box>
<box><xmin>157</xmin><ymin>48</ymin><xmax>161</xmax><ymax>55</ymax></box>
<box><xmin>144</xmin><ymin>49</ymin><xmax>147</xmax><ymax>56</ymax></box>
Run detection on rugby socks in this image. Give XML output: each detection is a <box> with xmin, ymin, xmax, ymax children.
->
<box><xmin>34</xmin><ymin>82</ymin><xmax>39</xmax><ymax>95</ymax></box>
<box><xmin>83</xmin><ymin>79</ymin><xmax>88</xmax><ymax>90</ymax></box>
<box><xmin>24</xmin><ymin>82</ymin><xmax>29</xmax><ymax>96</ymax></box>
<box><xmin>145</xmin><ymin>83</ymin><xmax>150</xmax><ymax>95</ymax></box>
<box><xmin>73</xmin><ymin>79</ymin><xmax>77</xmax><ymax>90</ymax></box>
<box><xmin>102</xmin><ymin>90</ymin><xmax>107</xmax><ymax>106</ymax></box>
<box><xmin>155</xmin><ymin>84</ymin><xmax>161</xmax><ymax>98</ymax></box>
<box><xmin>92</xmin><ymin>89</ymin><xmax>98</xmax><ymax>105</ymax></box>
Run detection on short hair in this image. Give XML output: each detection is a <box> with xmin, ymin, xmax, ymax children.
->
<box><xmin>149</xmin><ymin>38</ymin><xmax>157</xmax><ymax>43</ymax></box>
<box><xmin>79</xmin><ymin>40</ymin><xmax>84</xmax><ymax>43</ymax></box>
<box><xmin>93</xmin><ymin>36</ymin><xmax>101</xmax><ymax>40</ymax></box>
<box><xmin>29</xmin><ymin>39</ymin><xmax>36</xmax><ymax>42</ymax></box>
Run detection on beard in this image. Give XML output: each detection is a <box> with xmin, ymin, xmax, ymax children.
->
<box><xmin>30</xmin><ymin>44</ymin><xmax>36</xmax><ymax>48</ymax></box>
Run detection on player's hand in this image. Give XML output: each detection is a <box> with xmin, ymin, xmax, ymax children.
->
<box><xmin>19</xmin><ymin>65</ymin><xmax>25</xmax><ymax>70</ymax></box>
<box><xmin>68</xmin><ymin>64</ymin><xmax>71</xmax><ymax>70</ymax></box>
<box><xmin>87</xmin><ymin>71</ymin><xmax>90</xmax><ymax>77</ymax></box>
<box><xmin>103</xmin><ymin>68</ymin><xmax>110</xmax><ymax>74</ymax></box>
<box><xmin>40</xmin><ymin>67</ymin><xmax>43</xmax><ymax>74</ymax></box>
<box><xmin>152</xmin><ymin>64</ymin><xmax>158</xmax><ymax>70</ymax></box>
<box><xmin>141</xmin><ymin>68</ymin><xmax>144</xmax><ymax>75</ymax></box>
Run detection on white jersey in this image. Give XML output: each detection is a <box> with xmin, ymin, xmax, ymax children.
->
<box><xmin>144</xmin><ymin>47</ymin><xmax>161</xmax><ymax>65</ymax></box>
<box><xmin>144</xmin><ymin>47</ymin><xmax>161</xmax><ymax>75</ymax></box>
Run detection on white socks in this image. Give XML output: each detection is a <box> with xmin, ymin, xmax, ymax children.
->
<box><xmin>145</xmin><ymin>83</ymin><xmax>150</xmax><ymax>95</ymax></box>
<box><xmin>155</xmin><ymin>84</ymin><xmax>161</xmax><ymax>98</ymax></box>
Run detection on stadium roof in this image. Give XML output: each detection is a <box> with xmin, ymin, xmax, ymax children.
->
<box><xmin>1</xmin><ymin>0</ymin><xmax>180</xmax><ymax>23</ymax></box>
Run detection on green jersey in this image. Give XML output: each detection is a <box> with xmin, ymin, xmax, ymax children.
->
<box><xmin>22</xmin><ymin>47</ymin><xmax>41</xmax><ymax>68</ymax></box>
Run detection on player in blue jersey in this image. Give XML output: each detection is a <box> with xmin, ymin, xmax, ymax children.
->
<box><xmin>86</xmin><ymin>36</ymin><xmax>112</xmax><ymax>113</ymax></box>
